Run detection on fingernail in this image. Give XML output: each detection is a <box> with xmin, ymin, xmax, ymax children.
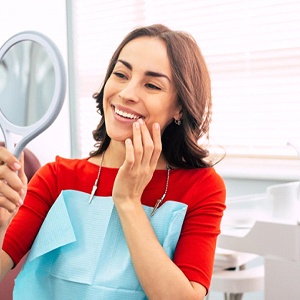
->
<box><xmin>154</xmin><ymin>123</ymin><xmax>160</xmax><ymax>129</ymax></box>
<box><xmin>135</xmin><ymin>121</ymin><xmax>140</xmax><ymax>129</ymax></box>
<box><xmin>125</xmin><ymin>139</ymin><xmax>132</xmax><ymax>146</ymax></box>
<box><xmin>14</xmin><ymin>162</ymin><xmax>21</xmax><ymax>170</ymax></box>
<box><xmin>19</xmin><ymin>199</ymin><xmax>24</xmax><ymax>206</ymax></box>
<box><xmin>138</xmin><ymin>118</ymin><xmax>144</xmax><ymax>125</ymax></box>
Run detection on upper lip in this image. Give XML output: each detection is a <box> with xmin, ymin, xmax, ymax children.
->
<box><xmin>112</xmin><ymin>104</ymin><xmax>144</xmax><ymax>119</ymax></box>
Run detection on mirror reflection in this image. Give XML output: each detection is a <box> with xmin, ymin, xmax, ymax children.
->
<box><xmin>0</xmin><ymin>41</ymin><xmax>55</xmax><ymax>127</ymax></box>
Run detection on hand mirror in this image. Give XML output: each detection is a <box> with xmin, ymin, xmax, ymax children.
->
<box><xmin>0</xmin><ymin>31</ymin><xmax>66</xmax><ymax>158</ymax></box>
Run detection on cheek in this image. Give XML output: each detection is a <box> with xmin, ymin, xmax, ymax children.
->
<box><xmin>102</xmin><ymin>84</ymin><xmax>114</xmax><ymax>110</ymax></box>
<box><xmin>146</xmin><ymin>115</ymin><xmax>173</xmax><ymax>134</ymax></box>
<box><xmin>103</xmin><ymin>79</ymin><xmax>117</xmax><ymax>99</ymax></box>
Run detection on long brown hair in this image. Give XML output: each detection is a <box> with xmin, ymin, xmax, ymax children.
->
<box><xmin>91</xmin><ymin>24</ymin><xmax>212</xmax><ymax>169</ymax></box>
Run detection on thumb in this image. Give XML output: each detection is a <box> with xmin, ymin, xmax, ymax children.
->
<box><xmin>0</xmin><ymin>147</ymin><xmax>21</xmax><ymax>171</ymax></box>
<box><xmin>18</xmin><ymin>152</ymin><xmax>28</xmax><ymax>186</ymax></box>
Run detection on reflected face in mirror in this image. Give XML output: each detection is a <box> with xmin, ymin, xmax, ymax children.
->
<box><xmin>0</xmin><ymin>41</ymin><xmax>55</xmax><ymax>126</ymax></box>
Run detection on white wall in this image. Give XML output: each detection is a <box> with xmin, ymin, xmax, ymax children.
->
<box><xmin>0</xmin><ymin>0</ymin><xmax>70</xmax><ymax>165</ymax></box>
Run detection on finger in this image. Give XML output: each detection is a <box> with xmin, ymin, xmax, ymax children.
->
<box><xmin>123</xmin><ymin>138</ymin><xmax>135</xmax><ymax>170</ymax></box>
<box><xmin>0</xmin><ymin>198</ymin><xmax>19</xmax><ymax>214</ymax></box>
<box><xmin>0</xmin><ymin>181</ymin><xmax>23</xmax><ymax>211</ymax></box>
<box><xmin>132</xmin><ymin>120</ymin><xmax>143</xmax><ymax>164</ymax></box>
<box><xmin>0</xmin><ymin>159</ymin><xmax>24</xmax><ymax>189</ymax></box>
<box><xmin>150</xmin><ymin>123</ymin><xmax>162</xmax><ymax>167</ymax></box>
<box><xmin>0</xmin><ymin>147</ymin><xmax>21</xmax><ymax>171</ymax></box>
<box><xmin>18</xmin><ymin>152</ymin><xmax>28</xmax><ymax>186</ymax></box>
<box><xmin>138</xmin><ymin>119</ymin><xmax>155</xmax><ymax>166</ymax></box>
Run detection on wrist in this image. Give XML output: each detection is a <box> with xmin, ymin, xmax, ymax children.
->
<box><xmin>0</xmin><ymin>229</ymin><xmax>7</xmax><ymax>246</ymax></box>
<box><xmin>114</xmin><ymin>197</ymin><xmax>144</xmax><ymax>216</ymax></box>
<box><xmin>0</xmin><ymin>225</ymin><xmax>8</xmax><ymax>236</ymax></box>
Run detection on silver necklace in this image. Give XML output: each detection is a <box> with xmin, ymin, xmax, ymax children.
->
<box><xmin>150</xmin><ymin>164</ymin><xmax>171</xmax><ymax>216</ymax></box>
<box><xmin>88</xmin><ymin>151</ymin><xmax>171</xmax><ymax>217</ymax></box>
<box><xmin>88</xmin><ymin>151</ymin><xmax>105</xmax><ymax>203</ymax></box>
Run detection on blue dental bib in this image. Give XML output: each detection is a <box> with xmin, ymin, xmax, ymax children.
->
<box><xmin>14</xmin><ymin>190</ymin><xmax>187</xmax><ymax>300</ymax></box>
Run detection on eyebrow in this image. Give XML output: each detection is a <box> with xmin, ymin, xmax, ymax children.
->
<box><xmin>116</xmin><ymin>59</ymin><xmax>171</xmax><ymax>83</ymax></box>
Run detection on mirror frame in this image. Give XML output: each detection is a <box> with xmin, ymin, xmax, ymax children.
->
<box><xmin>0</xmin><ymin>31</ymin><xmax>67</xmax><ymax>158</ymax></box>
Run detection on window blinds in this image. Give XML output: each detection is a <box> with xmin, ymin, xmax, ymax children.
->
<box><xmin>69</xmin><ymin>0</ymin><xmax>300</xmax><ymax>159</ymax></box>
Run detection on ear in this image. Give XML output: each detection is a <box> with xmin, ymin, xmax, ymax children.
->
<box><xmin>173</xmin><ymin>105</ymin><xmax>182</xmax><ymax>121</ymax></box>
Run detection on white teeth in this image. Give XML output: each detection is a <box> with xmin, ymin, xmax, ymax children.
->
<box><xmin>115</xmin><ymin>107</ymin><xmax>139</xmax><ymax>120</ymax></box>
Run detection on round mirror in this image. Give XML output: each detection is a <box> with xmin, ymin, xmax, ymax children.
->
<box><xmin>0</xmin><ymin>31</ymin><xmax>66</xmax><ymax>158</ymax></box>
<box><xmin>0</xmin><ymin>41</ymin><xmax>55</xmax><ymax>126</ymax></box>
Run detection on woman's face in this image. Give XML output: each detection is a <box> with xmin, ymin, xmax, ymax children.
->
<box><xmin>103</xmin><ymin>36</ymin><xmax>181</xmax><ymax>142</ymax></box>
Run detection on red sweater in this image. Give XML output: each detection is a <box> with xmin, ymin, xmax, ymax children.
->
<box><xmin>3</xmin><ymin>156</ymin><xmax>226</xmax><ymax>291</ymax></box>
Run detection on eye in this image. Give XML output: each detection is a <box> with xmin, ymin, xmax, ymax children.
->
<box><xmin>145</xmin><ymin>83</ymin><xmax>161</xmax><ymax>90</ymax></box>
<box><xmin>113</xmin><ymin>71</ymin><xmax>127</xmax><ymax>79</ymax></box>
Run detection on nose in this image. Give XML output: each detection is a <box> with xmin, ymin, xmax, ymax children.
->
<box><xmin>118</xmin><ymin>80</ymin><xmax>140</xmax><ymax>102</ymax></box>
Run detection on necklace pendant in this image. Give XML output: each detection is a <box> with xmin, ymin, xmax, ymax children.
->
<box><xmin>88</xmin><ymin>184</ymin><xmax>98</xmax><ymax>203</ymax></box>
<box><xmin>150</xmin><ymin>165</ymin><xmax>171</xmax><ymax>217</ymax></box>
<box><xmin>150</xmin><ymin>198</ymin><xmax>163</xmax><ymax>217</ymax></box>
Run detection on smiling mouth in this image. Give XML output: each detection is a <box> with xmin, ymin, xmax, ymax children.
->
<box><xmin>113</xmin><ymin>106</ymin><xmax>143</xmax><ymax>120</ymax></box>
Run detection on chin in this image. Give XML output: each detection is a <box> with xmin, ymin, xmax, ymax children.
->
<box><xmin>106</xmin><ymin>130</ymin><xmax>132</xmax><ymax>142</ymax></box>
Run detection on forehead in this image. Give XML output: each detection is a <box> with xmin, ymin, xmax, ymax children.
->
<box><xmin>118</xmin><ymin>37</ymin><xmax>172</xmax><ymax>75</ymax></box>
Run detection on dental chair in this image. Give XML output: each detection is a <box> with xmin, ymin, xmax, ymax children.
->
<box><xmin>0</xmin><ymin>142</ymin><xmax>41</xmax><ymax>300</ymax></box>
<box><xmin>208</xmin><ymin>248</ymin><xmax>264</xmax><ymax>300</ymax></box>
<box><xmin>207</xmin><ymin>193</ymin><xmax>267</xmax><ymax>299</ymax></box>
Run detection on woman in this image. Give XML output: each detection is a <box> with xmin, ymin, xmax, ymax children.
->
<box><xmin>0</xmin><ymin>24</ymin><xmax>226</xmax><ymax>299</ymax></box>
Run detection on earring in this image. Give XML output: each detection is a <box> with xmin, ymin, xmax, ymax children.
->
<box><xmin>174</xmin><ymin>119</ymin><xmax>182</xmax><ymax>125</ymax></box>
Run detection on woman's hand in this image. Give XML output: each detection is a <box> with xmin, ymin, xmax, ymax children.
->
<box><xmin>111</xmin><ymin>120</ymin><xmax>206</xmax><ymax>300</ymax></box>
<box><xmin>0</xmin><ymin>147</ymin><xmax>27</xmax><ymax>229</ymax></box>
<box><xmin>112</xmin><ymin>119</ymin><xmax>162</xmax><ymax>207</ymax></box>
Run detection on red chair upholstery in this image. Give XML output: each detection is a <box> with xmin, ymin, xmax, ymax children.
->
<box><xmin>0</xmin><ymin>143</ymin><xmax>41</xmax><ymax>300</ymax></box>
